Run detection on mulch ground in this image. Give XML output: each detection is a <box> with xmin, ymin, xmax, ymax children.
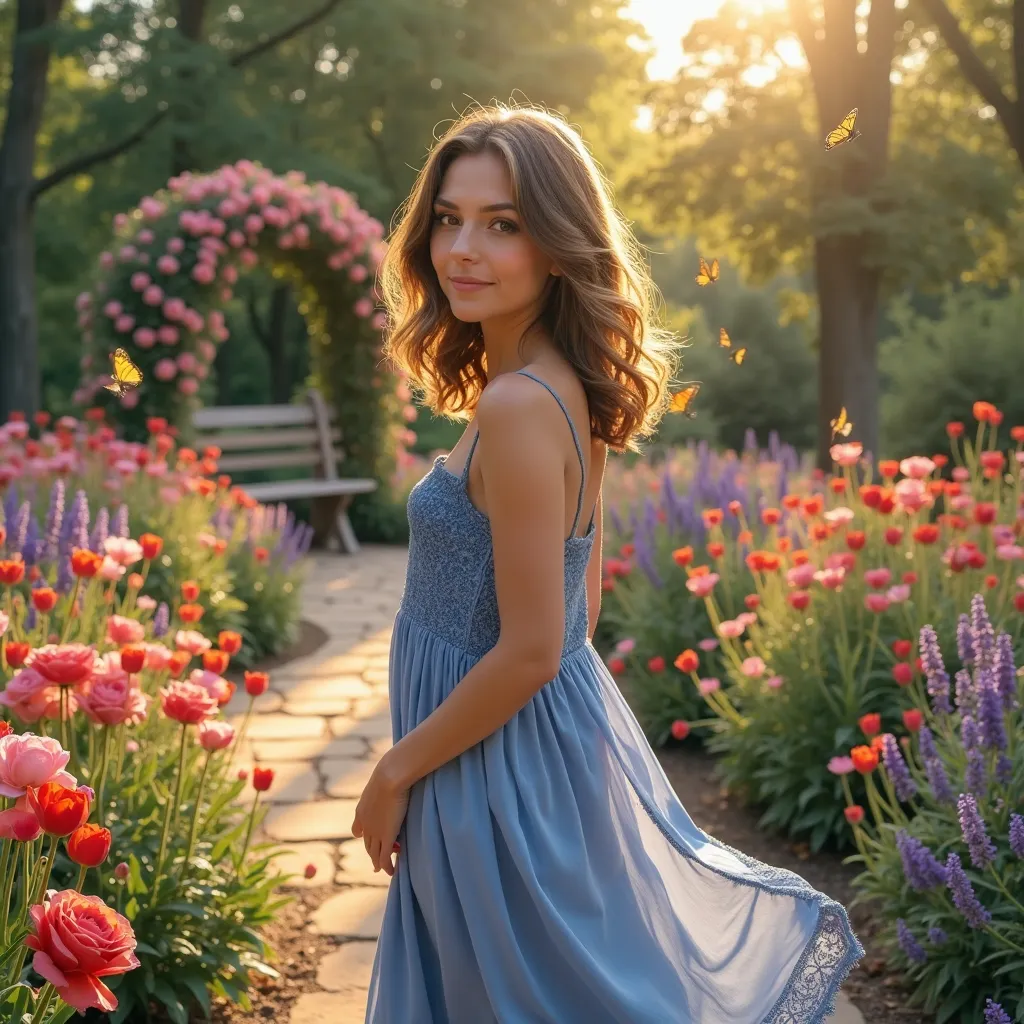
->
<box><xmin>164</xmin><ymin>625</ymin><xmax>936</xmax><ymax>1024</ymax></box>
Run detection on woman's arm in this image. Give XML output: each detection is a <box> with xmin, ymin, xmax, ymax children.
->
<box><xmin>378</xmin><ymin>373</ymin><xmax>572</xmax><ymax>794</ymax></box>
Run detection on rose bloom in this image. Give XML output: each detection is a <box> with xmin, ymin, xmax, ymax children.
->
<box><xmin>106</xmin><ymin>615</ymin><xmax>145</xmax><ymax>646</ymax></box>
<box><xmin>160</xmin><ymin>680</ymin><xmax>219</xmax><ymax>724</ymax></box>
<box><xmin>103</xmin><ymin>537</ymin><xmax>143</xmax><ymax>566</ymax></box>
<box><xmin>0</xmin><ymin>666</ymin><xmax>54</xmax><ymax>722</ymax></box>
<box><xmin>886</xmin><ymin>584</ymin><xmax>912</xmax><ymax>603</ymax></box>
<box><xmin>741</xmin><ymin>656</ymin><xmax>766</xmax><ymax>678</ymax></box>
<box><xmin>898</xmin><ymin>456</ymin><xmax>936</xmax><ymax>479</ymax></box>
<box><xmin>823</xmin><ymin>506</ymin><xmax>855</xmax><ymax>527</ymax></box>
<box><xmin>698</xmin><ymin>677</ymin><xmax>721</xmax><ymax>695</ymax></box>
<box><xmin>813</xmin><ymin>567</ymin><xmax>845</xmax><ymax>589</ymax></box>
<box><xmin>188</xmin><ymin>668</ymin><xmax>234</xmax><ymax>705</ymax></box>
<box><xmin>0</xmin><ymin>807</ymin><xmax>43</xmax><ymax>842</ymax></box>
<box><xmin>197</xmin><ymin>719</ymin><xmax>235</xmax><ymax>751</ymax></box>
<box><xmin>717</xmin><ymin>619</ymin><xmax>745</xmax><ymax>639</ymax></box>
<box><xmin>786</xmin><ymin>563</ymin><xmax>816</xmax><ymax>589</ymax></box>
<box><xmin>25</xmin><ymin>889</ymin><xmax>140</xmax><ymax>1012</ymax></box>
<box><xmin>829</xmin><ymin>442</ymin><xmax>862</xmax><ymax>467</ymax></box>
<box><xmin>893</xmin><ymin>477</ymin><xmax>932</xmax><ymax>513</ymax></box>
<box><xmin>27</xmin><ymin>643</ymin><xmax>96</xmax><ymax>686</ymax></box>
<box><xmin>685</xmin><ymin>572</ymin><xmax>720</xmax><ymax>598</ymax></box>
<box><xmin>99</xmin><ymin>557</ymin><xmax>125</xmax><ymax>582</ymax></box>
<box><xmin>76</xmin><ymin>675</ymin><xmax>150</xmax><ymax>727</ymax></box>
<box><xmin>174</xmin><ymin>629</ymin><xmax>212</xmax><ymax>656</ymax></box>
<box><xmin>0</xmin><ymin>733</ymin><xmax>76</xmax><ymax>797</ymax></box>
<box><xmin>144</xmin><ymin>643</ymin><xmax>173</xmax><ymax>672</ymax></box>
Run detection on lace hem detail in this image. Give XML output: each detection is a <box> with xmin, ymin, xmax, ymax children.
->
<box><xmin>628</xmin><ymin>783</ymin><xmax>865</xmax><ymax>1024</ymax></box>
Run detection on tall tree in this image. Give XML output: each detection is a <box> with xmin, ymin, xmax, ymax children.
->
<box><xmin>0</xmin><ymin>0</ymin><xmax>343</xmax><ymax>420</ymax></box>
<box><xmin>635</xmin><ymin>1</ymin><xmax>1017</xmax><ymax>466</ymax></box>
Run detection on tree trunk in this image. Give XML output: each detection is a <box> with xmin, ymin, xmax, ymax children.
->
<box><xmin>0</xmin><ymin>0</ymin><xmax>65</xmax><ymax>421</ymax></box>
<box><xmin>171</xmin><ymin>0</ymin><xmax>209</xmax><ymax>175</ymax></box>
<box><xmin>267</xmin><ymin>284</ymin><xmax>293</xmax><ymax>404</ymax></box>
<box><xmin>814</xmin><ymin>236</ymin><xmax>881</xmax><ymax>471</ymax></box>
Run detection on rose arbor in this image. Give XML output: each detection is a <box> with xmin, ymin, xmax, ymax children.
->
<box><xmin>74</xmin><ymin>162</ymin><xmax>405</xmax><ymax>482</ymax></box>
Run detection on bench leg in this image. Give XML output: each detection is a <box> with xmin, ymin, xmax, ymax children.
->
<box><xmin>332</xmin><ymin>495</ymin><xmax>361</xmax><ymax>555</ymax></box>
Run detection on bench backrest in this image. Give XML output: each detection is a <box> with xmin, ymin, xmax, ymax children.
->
<box><xmin>191</xmin><ymin>388</ymin><xmax>342</xmax><ymax>478</ymax></box>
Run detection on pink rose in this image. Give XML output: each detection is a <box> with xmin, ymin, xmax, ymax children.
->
<box><xmin>144</xmin><ymin>643</ymin><xmax>172</xmax><ymax>671</ymax></box>
<box><xmin>154</xmin><ymin>358</ymin><xmax>177</xmax><ymax>382</ymax></box>
<box><xmin>166</xmin><ymin>236</ymin><xmax>185</xmax><ymax>254</ymax></box>
<box><xmin>899</xmin><ymin>456</ymin><xmax>936</xmax><ymax>479</ymax></box>
<box><xmin>864</xmin><ymin>593</ymin><xmax>890</xmax><ymax>614</ymax></box>
<box><xmin>76</xmin><ymin>676</ymin><xmax>150</xmax><ymax>727</ymax></box>
<box><xmin>160</xmin><ymin>681</ymin><xmax>218</xmax><ymax>724</ymax></box>
<box><xmin>0</xmin><ymin>734</ymin><xmax>76</xmax><ymax>797</ymax></box>
<box><xmin>113</xmin><ymin>315</ymin><xmax>135</xmax><ymax>334</ymax></box>
<box><xmin>156</xmin><ymin>255</ymin><xmax>179</xmax><ymax>275</ymax></box>
<box><xmin>130</xmin><ymin>272</ymin><xmax>150</xmax><ymax>292</ymax></box>
<box><xmin>162</xmin><ymin>298</ymin><xmax>186</xmax><ymax>322</ymax></box>
<box><xmin>89</xmin><ymin>652</ymin><xmax>129</xmax><ymax>688</ymax></box>
<box><xmin>142</xmin><ymin>285</ymin><xmax>164</xmax><ymax>306</ymax></box>
<box><xmin>99</xmin><ymin>557</ymin><xmax>125</xmax><ymax>582</ymax></box>
<box><xmin>786</xmin><ymin>563</ymin><xmax>817</xmax><ymax>589</ymax></box>
<box><xmin>0</xmin><ymin>807</ymin><xmax>43</xmax><ymax>842</ymax></box>
<box><xmin>177</xmin><ymin>377</ymin><xmax>199</xmax><ymax>396</ymax></box>
<box><xmin>813</xmin><ymin>567</ymin><xmax>846</xmax><ymax>589</ymax></box>
<box><xmin>685</xmin><ymin>573</ymin><xmax>720</xmax><ymax>598</ymax></box>
<box><xmin>176</xmin><ymin>352</ymin><xmax>197</xmax><ymax>373</ymax></box>
<box><xmin>134</xmin><ymin>327</ymin><xmax>156</xmax><ymax>349</ymax></box>
<box><xmin>894</xmin><ymin>477</ymin><xmax>932</xmax><ymax>513</ymax></box>
<box><xmin>741</xmin><ymin>657</ymin><xmax>766</xmax><ymax>678</ymax></box>
<box><xmin>191</xmin><ymin>263</ymin><xmax>215</xmax><ymax>285</ymax></box>
<box><xmin>103</xmin><ymin>537</ymin><xmax>143</xmax><ymax>567</ymax></box>
<box><xmin>26</xmin><ymin>889</ymin><xmax>140</xmax><ymax>1012</ymax></box>
<box><xmin>27</xmin><ymin>644</ymin><xmax>96</xmax><ymax>686</ymax></box>
<box><xmin>354</xmin><ymin>297</ymin><xmax>374</xmax><ymax>318</ymax></box>
<box><xmin>0</xmin><ymin>669</ymin><xmax>68</xmax><ymax>723</ymax></box>
<box><xmin>863</xmin><ymin>568</ymin><xmax>892</xmax><ymax>590</ymax></box>
<box><xmin>717</xmin><ymin>619</ymin><xmax>745</xmax><ymax>639</ymax></box>
<box><xmin>157</xmin><ymin>325</ymin><xmax>179</xmax><ymax>345</ymax></box>
<box><xmin>698</xmin><ymin>677</ymin><xmax>721</xmax><ymax>695</ymax></box>
<box><xmin>188</xmin><ymin>668</ymin><xmax>232</xmax><ymax>704</ymax></box>
<box><xmin>886</xmin><ymin>584</ymin><xmax>912</xmax><ymax>603</ymax></box>
<box><xmin>174</xmin><ymin>630</ymin><xmax>211</xmax><ymax>655</ymax></box>
<box><xmin>829</xmin><ymin>442</ymin><xmax>863</xmax><ymax>466</ymax></box>
<box><xmin>197</xmin><ymin>720</ymin><xmax>235</xmax><ymax>751</ymax></box>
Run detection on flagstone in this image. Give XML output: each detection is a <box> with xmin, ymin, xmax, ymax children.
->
<box><xmin>335</xmin><ymin>840</ymin><xmax>391</xmax><ymax>887</ymax></box>
<box><xmin>262</xmin><ymin>799</ymin><xmax>358</xmax><ymax>842</ymax></box>
<box><xmin>322</xmin><ymin>756</ymin><xmax>376</xmax><ymax>799</ymax></box>
<box><xmin>349</xmin><ymin>695</ymin><xmax>390</xmax><ymax>719</ymax></box>
<box><xmin>289</xmin><ymin>989</ymin><xmax>368</xmax><ymax>1023</ymax></box>
<box><xmin>266</xmin><ymin>841</ymin><xmax>337</xmax><ymax>888</ymax></box>
<box><xmin>251</xmin><ymin>735</ymin><xmax>369</xmax><ymax>762</ymax></box>
<box><xmin>315</xmin><ymin>939</ymin><xmax>377</xmax><ymax>991</ymax></box>
<box><xmin>331</xmin><ymin>713</ymin><xmax>392</xmax><ymax>740</ymax></box>
<box><xmin>231</xmin><ymin>713</ymin><xmax>327</xmax><ymax>741</ymax></box>
<box><xmin>221</xmin><ymin>689</ymin><xmax>284</xmax><ymax>717</ymax></box>
<box><xmin>283</xmin><ymin>675</ymin><xmax>375</xmax><ymax>701</ymax></box>
<box><xmin>248</xmin><ymin>761</ymin><xmax>322</xmax><ymax>803</ymax></box>
<box><xmin>311</xmin><ymin>886</ymin><xmax>388</xmax><ymax>938</ymax></box>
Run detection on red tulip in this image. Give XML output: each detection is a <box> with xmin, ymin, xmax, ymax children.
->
<box><xmin>66</xmin><ymin>824</ymin><xmax>112</xmax><ymax>867</ymax></box>
<box><xmin>27</xmin><ymin>783</ymin><xmax>91</xmax><ymax>837</ymax></box>
<box><xmin>252</xmin><ymin>767</ymin><xmax>274</xmax><ymax>792</ymax></box>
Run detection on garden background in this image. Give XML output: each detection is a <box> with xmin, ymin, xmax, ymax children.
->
<box><xmin>2</xmin><ymin>0</ymin><xmax>1024</xmax><ymax>1022</ymax></box>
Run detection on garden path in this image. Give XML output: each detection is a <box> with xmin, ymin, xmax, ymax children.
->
<box><xmin>228</xmin><ymin>546</ymin><xmax>865</xmax><ymax>1024</ymax></box>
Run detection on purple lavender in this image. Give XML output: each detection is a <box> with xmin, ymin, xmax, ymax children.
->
<box><xmin>55</xmin><ymin>554</ymin><xmax>73</xmax><ymax>594</ymax></box>
<box><xmin>965</xmin><ymin>749</ymin><xmax>988</xmax><ymax>798</ymax></box>
<box><xmin>994</xmin><ymin>754</ymin><xmax>1013</xmax><ymax>786</ymax></box>
<box><xmin>896</xmin><ymin>830</ymin><xmax>949</xmax><ymax>890</ymax></box>
<box><xmin>975</xmin><ymin>668</ymin><xmax>1008</xmax><ymax>752</ymax></box>
<box><xmin>1009</xmin><ymin>814</ymin><xmax>1024</xmax><ymax>859</ymax></box>
<box><xmin>945</xmin><ymin>851</ymin><xmax>992</xmax><ymax>928</ymax></box>
<box><xmin>895</xmin><ymin>919</ymin><xmax>927</xmax><ymax>964</ymax></box>
<box><xmin>926</xmin><ymin>927</ymin><xmax>947</xmax><ymax>944</ymax></box>
<box><xmin>25</xmin><ymin>607</ymin><xmax>36</xmax><ymax>630</ymax></box>
<box><xmin>882</xmin><ymin>733</ymin><xmax>917</xmax><ymax>801</ymax></box>
<box><xmin>955</xmin><ymin>669</ymin><xmax>975</xmax><ymax>714</ymax></box>
<box><xmin>113</xmin><ymin>503</ymin><xmax>129</xmax><ymax>539</ymax></box>
<box><xmin>918</xmin><ymin>625</ymin><xmax>952</xmax><ymax>714</ymax></box>
<box><xmin>992</xmin><ymin>633</ymin><xmax>1019</xmax><ymax>712</ymax></box>
<box><xmin>956</xmin><ymin>613</ymin><xmax>975</xmax><ymax>667</ymax></box>
<box><xmin>63</xmin><ymin>490</ymin><xmax>90</xmax><ymax>551</ymax></box>
<box><xmin>917</xmin><ymin>726</ymin><xmax>954</xmax><ymax>804</ymax></box>
<box><xmin>42</xmin><ymin>480</ymin><xmax>65</xmax><ymax>563</ymax></box>
<box><xmin>89</xmin><ymin>507</ymin><xmax>109</xmax><ymax>554</ymax></box>
<box><xmin>153</xmin><ymin>602</ymin><xmax>169</xmax><ymax>638</ymax></box>
<box><xmin>983</xmin><ymin>1000</ymin><xmax>1012</xmax><ymax>1024</ymax></box>
<box><xmin>970</xmin><ymin>593</ymin><xmax>995</xmax><ymax>670</ymax></box>
<box><xmin>21</xmin><ymin>519</ymin><xmax>40</xmax><ymax>565</ymax></box>
<box><xmin>957</xmin><ymin>793</ymin><xmax>997</xmax><ymax>869</ymax></box>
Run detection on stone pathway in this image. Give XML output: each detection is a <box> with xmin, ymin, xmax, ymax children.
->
<box><xmin>228</xmin><ymin>546</ymin><xmax>865</xmax><ymax>1023</ymax></box>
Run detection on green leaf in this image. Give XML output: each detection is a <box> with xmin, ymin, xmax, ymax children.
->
<box><xmin>153</xmin><ymin>979</ymin><xmax>189</xmax><ymax>1024</ymax></box>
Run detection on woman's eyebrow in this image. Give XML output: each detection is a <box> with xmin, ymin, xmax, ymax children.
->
<box><xmin>434</xmin><ymin>197</ymin><xmax>518</xmax><ymax>213</ymax></box>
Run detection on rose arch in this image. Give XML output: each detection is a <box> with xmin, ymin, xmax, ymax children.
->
<box><xmin>74</xmin><ymin>161</ymin><xmax>412</xmax><ymax>484</ymax></box>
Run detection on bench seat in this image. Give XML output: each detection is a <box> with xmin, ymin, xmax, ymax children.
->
<box><xmin>242</xmin><ymin>477</ymin><xmax>378</xmax><ymax>503</ymax></box>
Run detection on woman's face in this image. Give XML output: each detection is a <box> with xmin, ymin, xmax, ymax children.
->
<box><xmin>429</xmin><ymin>150</ymin><xmax>559</xmax><ymax>329</ymax></box>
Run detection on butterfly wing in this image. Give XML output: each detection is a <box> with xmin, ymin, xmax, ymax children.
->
<box><xmin>102</xmin><ymin>382</ymin><xmax>124</xmax><ymax>397</ymax></box>
<box><xmin>709</xmin><ymin>258</ymin><xmax>719</xmax><ymax>283</ymax></box>
<box><xmin>718</xmin><ymin>327</ymin><xmax>732</xmax><ymax>349</ymax></box>
<box><xmin>695</xmin><ymin>257</ymin><xmax>712</xmax><ymax>287</ymax></box>
<box><xmin>669</xmin><ymin>383</ymin><xmax>700</xmax><ymax>417</ymax></box>
<box><xmin>111</xmin><ymin>348</ymin><xmax>144</xmax><ymax>389</ymax></box>
<box><xmin>729</xmin><ymin>348</ymin><xmax>747</xmax><ymax>365</ymax></box>
<box><xmin>830</xmin><ymin>407</ymin><xmax>853</xmax><ymax>438</ymax></box>
<box><xmin>825</xmin><ymin>107</ymin><xmax>859</xmax><ymax>150</ymax></box>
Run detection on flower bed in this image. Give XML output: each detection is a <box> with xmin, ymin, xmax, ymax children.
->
<box><xmin>0</xmin><ymin>409</ymin><xmax>315</xmax><ymax>1020</ymax></box>
<box><xmin>603</xmin><ymin>406</ymin><xmax>1024</xmax><ymax>853</ymax></box>
<box><xmin>838</xmin><ymin>592</ymin><xmax>1023</xmax><ymax>1022</ymax></box>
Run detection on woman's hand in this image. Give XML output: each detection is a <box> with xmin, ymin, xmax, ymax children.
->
<box><xmin>351</xmin><ymin>756</ymin><xmax>410</xmax><ymax>877</ymax></box>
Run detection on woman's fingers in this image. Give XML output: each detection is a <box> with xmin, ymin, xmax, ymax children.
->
<box><xmin>370</xmin><ymin>837</ymin><xmax>383</xmax><ymax>872</ymax></box>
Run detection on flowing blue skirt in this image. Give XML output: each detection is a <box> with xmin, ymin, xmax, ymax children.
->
<box><xmin>365</xmin><ymin>611</ymin><xmax>863</xmax><ymax>1023</ymax></box>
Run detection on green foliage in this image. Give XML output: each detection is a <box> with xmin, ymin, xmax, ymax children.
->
<box><xmin>880</xmin><ymin>288</ymin><xmax>1024</xmax><ymax>460</ymax></box>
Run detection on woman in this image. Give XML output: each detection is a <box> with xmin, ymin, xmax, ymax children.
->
<box><xmin>352</xmin><ymin>103</ymin><xmax>864</xmax><ymax>1023</ymax></box>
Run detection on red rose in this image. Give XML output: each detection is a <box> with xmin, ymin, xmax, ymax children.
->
<box><xmin>25</xmin><ymin>889</ymin><xmax>139</xmax><ymax>1012</ymax></box>
<box><xmin>607</xmin><ymin>656</ymin><xmax>625</xmax><ymax>675</ymax></box>
<box><xmin>252</xmin><ymin>767</ymin><xmax>274</xmax><ymax>792</ymax></box>
<box><xmin>27</xmin><ymin>782</ymin><xmax>91</xmax><ymax>836</ymax></box>
<box><xmin>159</xmin><ymin>681</ymin><xmax>218</xmax><ymax>725</ymax></box>
<box><xmin>66</xmin><ymin>823</ymin><xmax>112</xmax><ymax>867</ymax></box>
<box><xmin>892</xmin><ymin>662</ymin><xmax>914</xmax><ymax>686</ymax></box>
<box><xmin>27</xmin><ymin>644</ymin><xmax>96</xmax><ymax>686</ymax></box>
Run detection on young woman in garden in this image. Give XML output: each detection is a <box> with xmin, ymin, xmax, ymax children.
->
<box><xmin>350</xmin><ymin>103</ymin><xmax>865</xmax><ymax>1023</ymax></box>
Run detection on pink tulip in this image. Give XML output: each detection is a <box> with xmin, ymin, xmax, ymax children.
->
<box><xmin>741</xmin><ymin>657</ymin><xmax>766</xmax><ymax>678</ymax></box>
<box><xmin>685</xmin><ymin>573</ymin><xmax>720</xmax><ymax>598</ymax></box>
<box><xmin>829</xmin><ymin>442</ymin><xmax>862</xmax><ymax>466</ymax></box>
<box><xmin>0</xmin><ymin>807</ymin><xmax>43</xmax><ymax>842</ymax></box>
<box><xmin>105</xmin><ymin>615</ymin><xmax>145</xmax><ymax>646</ymax></box>
<box><xmin>717</xmin><ymin>619</ymin><xmax>745</xmax><ymax>639</ymax></box>
<box><xmin>786</xmin><ymin>563</ymin><xmax>817</xmax><ymax>589</ymax></box>
<box><xmin>864</xmin><ymin>593</ymin><xmax>890</xmax><ymax>614</ymax></box>
<box><xmin>894</xmin><ymin>478</ymin><xmax>931</xmax><ymax>513</ymax></box>
<box><xmin>0</xmin><ymin>734</ymin><xmax>76</xmax><ymax>797</ymax></box>
<box><xmin>899</xmin><ymin>456</ymin><xmax>936</xmax><ymax>479</ymax></box>
<box><xmin>197</xmin><ymin>720</ymin><xmax>235</xmax><ymax>751</ymax></box>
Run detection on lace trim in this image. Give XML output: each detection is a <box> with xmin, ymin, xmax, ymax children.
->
<box><xmin>627</xmin><ymin>781</ymin><xmax>865</xmax><ymax>1023</ymax></box>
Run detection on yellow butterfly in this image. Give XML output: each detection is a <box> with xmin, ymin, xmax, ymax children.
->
<box><xmin>669</xmin><ymin>383</ymin><xmax>701</xmax><ymax>418</ymax></box>
<box><xmin>103</xmin><ymin>348</ymin><xmax>144</xmax><ymax>398</ymax></box>
<box><xmin>728</xmin><ymin>347</ymin><xmax>747</xmax><ymax>366</ymax></box>
<box><xmin>695</xmin><ymin>257</ymin><xmax>719</xmax><ymax>287</ymax></box>
<box><xmin>830</xmin><ymin>406</ymin><xmax>854</xmax><ymax>439</ymax></box>
<box><xmin>718</xmin><ymin>327</ymin><xmax>732</xmax><ymax>348</ymax></box>
<box><xmin>825</xmin><ymin>107</ymin><xmax>862</xmax><ymax>151</ymax></box>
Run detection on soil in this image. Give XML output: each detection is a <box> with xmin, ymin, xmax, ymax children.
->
<box><xmin>163</xmin><ymin>623</ymin><xmax>936</xmax><ymax>1024</ymax></box>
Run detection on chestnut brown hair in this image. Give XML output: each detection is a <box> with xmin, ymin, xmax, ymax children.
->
<box><xmin>378</xmin><ymin>102</ymin><xmax>679</xmax><ymax>452</ymax></box>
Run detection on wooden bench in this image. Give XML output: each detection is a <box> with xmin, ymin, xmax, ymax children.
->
<box><xmin>191</xmin><ymin>388</ymin><xmax>377</xmax><ymax>554</ymax></box>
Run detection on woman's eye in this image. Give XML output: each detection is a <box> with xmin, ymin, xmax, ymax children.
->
<box><xmin>432</xmin><ymin>213</ymin><xmax>518</xmax><ymax>233</ymax></box>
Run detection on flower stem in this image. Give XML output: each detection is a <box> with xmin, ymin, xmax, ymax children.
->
<box><xmin>28</xmin><ymin>981</ymin><xmax>56</xmax><ymax>1024</ymax></box>
<box><xmin>149</xmin><ymin>723</ymin><xmax>189</xmax><ymax>907</ymax></box>
<box><xmin>93</xmin><ymin>726</ymin><xmax>112</xmax><ymax>831</ymax></box>
<box><xmin>0</xmin><ymin>838</ymin><xmax>13</xmax><ymax>945</ymax></box>
<box><xmin>230</xmin><ymin>792</ymin><xmax>261</xmax><ymax>887</ymax></box>
<box><xmin>176</xmin><ymin>751</ymin><xmax>212</xmax><ymax>890</ymax></box>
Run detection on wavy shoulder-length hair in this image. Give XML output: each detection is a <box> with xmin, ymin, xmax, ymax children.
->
<box><xmin>378</xmin><ymin>103</ymin><xmax>680</xmax><ymax>452</ymax></box>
